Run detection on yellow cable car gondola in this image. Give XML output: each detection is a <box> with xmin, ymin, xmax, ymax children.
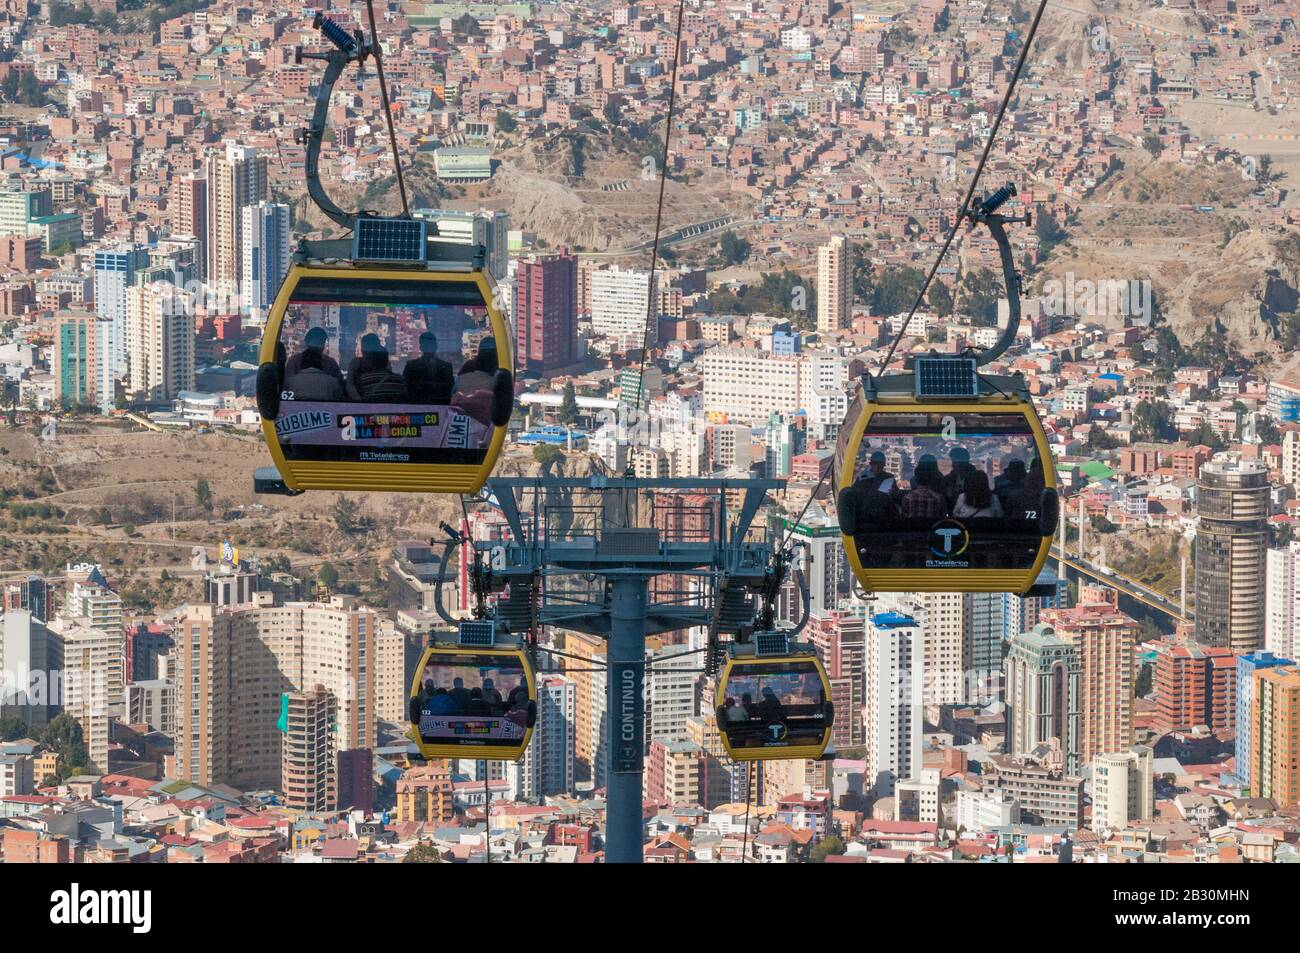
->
<box><xmin>253</xmin><ymin>13</ymin><xmax>512</xmax><ymax>496</ymax></box>
<box><xmin>714</xmin><ymin>632</ymin><xmax>833</xmax><ymax>762</ymax></box>
<box><xmin>833</xmin><ymin>185</ymin><xmax>1059</xmax><ymax>597</ymax></box>
<box><xmin>255</xmin><ymin>258</ymin><xmax>512</xmax><ymax>494</ymax></box>
<box><xmin>407</xmin><ymin>622</ymin><xmax>536</xmax><ymax>762</ymax></box>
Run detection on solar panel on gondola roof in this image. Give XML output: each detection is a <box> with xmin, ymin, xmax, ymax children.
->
<box><xmin>352</xmin><ymin>216</ymin><xmax>427</xmax><ymax>262</ymax></box>
<box><xmin>914</xmin><ymin>356</ymin><xmax>979</xmax><ymax>399</ymax></box>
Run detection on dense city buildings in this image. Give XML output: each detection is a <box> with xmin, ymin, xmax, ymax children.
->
<box><xmin>0</xmin><ymin>0</ymin><xmax>1299</xmax><ymax>868</ymax></box>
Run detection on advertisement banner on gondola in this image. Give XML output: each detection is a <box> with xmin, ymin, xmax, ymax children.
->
<box><xmin>275</xmin><ymin>400</ymin><xmax>491</xmax><ymax>460</ymax></box>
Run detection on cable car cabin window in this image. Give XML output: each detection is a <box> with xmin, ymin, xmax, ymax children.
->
<box><xmin>719</xmin><ymin>662</ymin><xmax>827</xmax><ymax>750</ymax></box>
<box><xmin>413</xmin><ymin>652</ymin><xmax>530</xmax><ymax>750</ymax></box>
<box><xmin>843</xmin><ymin>413</ymin><xmax>1046</xmax><ymax>571</ymax></box>
<box><xmin>275</xmin><ymin>275</ymin><xmax>499</xmax><ymax>466</ymax></box>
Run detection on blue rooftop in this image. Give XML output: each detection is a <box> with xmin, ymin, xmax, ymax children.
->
<box><xmin>872</xmin><ymin>612</ymin><xmax>916</xmax><ymax>629</ymax></box>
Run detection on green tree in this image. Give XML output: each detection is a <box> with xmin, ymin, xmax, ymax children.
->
<box><xmin>957</xmin><ymin>267</ymin><xmax>1002</xmax><ymax>326</ymax></box>
<box><xmin>603</xmin><ymin>100</ymin><xmax>623</xmax><ymax>124</ymax></box>
<box><xmin>532</xmin><ymin>443</ymin><xmax>563</xmax><ymax>469</ymax></box>
<box><xmin>1035</xmin><ymin>211</ymin><xmax>1068</xmax><ymax>259</ymax></box>
<box><xmin>928</xmin><ymin>281</ymin><xmax>954</xmax><ymax>317</ymax></box>
<box><xmin>404</xmin><ymin>842</ymin><xmax>444</xmax><ymax>863</ymax></box>
<box><xmin>871</xmin><ymin>266</ymin><xmax>927</xmax><ymax>316</ymax></box>
<box><xmin>718</xmin><ymin>230</ymin><xmax>751</xmax><ymax>265</ymax></box>
<box><xmin>195</xmin><ymin>478</ymin><xmax>214</xmax><ymax>514</ymax></box>
<box><xmin>810</xmin><ymin>835</ymin><xmax>847</xmax><ymax>862</ymax></box>
<box><xmin>494</xmin><ymin>110</ymin><xmax>517</xmax><ymax>133</ymax></box>
<box><xmin>1135</xmin><ymin>663</ymin><xmax>1153</xmax><ymax>698</ymax></box>
<box><xmin>1131</xmin><ymin>400</ymin><xmax>1177</xmax><ymax>443</ymax></box>
<box><xmin>40</xmin><ymin>713</ymin><xmax>89</xmax><ymax>776</ymax></box>
<box><xmin>0</xmin><ymin>715</ymin><xmax>29</xmax><ymax>741</ymax></box>
<box><xmin>559</xmin><ymin>381</ymin><xmax>579</xmax><ymax>425</ymax></box>
<box><xmin>332</xmin><ymin>495</ymin><xmax>360</xmax><ymax>534</ymax></box>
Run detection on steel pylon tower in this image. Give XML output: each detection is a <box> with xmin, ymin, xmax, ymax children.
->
<box><xmin>467</xmin><ymin>475</ymin><xmax>784</xmax><ymax>863</ymax></box>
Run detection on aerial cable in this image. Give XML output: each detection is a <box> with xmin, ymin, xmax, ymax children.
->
<box><xmin>634</xmin><ymin>0</ymin><xmax>688</xmax><ymax>420</ymax></box>
<box><xmin>876</xmin><ymin>0</ymin><xmax>1050</xmax><ymax>375</ymax></box>
<box><xmin>364</xmin><ymin>0</ymin><xmax>411</xmax><ymax>218</ymax></box>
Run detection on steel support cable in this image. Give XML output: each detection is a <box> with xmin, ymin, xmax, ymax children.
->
<box><xmin>875</xmin><ymin>0</ymin><xmax>1050</xmax><ymax>375</ymax></box>
<box><xmin>364</xmin><ymin>0</ymin><xmax>411</xmax><ymax>217</ymax></box>
<box><xmin>634</xmin><ymin>0</ymin><xmax>689</xmax><ymax>421</ymax></box>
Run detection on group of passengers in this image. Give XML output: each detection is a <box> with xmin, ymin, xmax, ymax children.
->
<box><xmin>283</xmin><ymin>326</ymin><xmax>499</xmax><ymax>408</ymax></box>
<box><xmin>720</xmin><ymin>688</ymin><xmax>789</xmax><ymax>725</ymax></box>
<box><xmin>417</xmin><ymin>675</ymin><xmax>530</xmax><ymax>724</ymax></box>
<box><xmin>849</xmin><ymin>447</ymin><xmax>1046</xmax><ymax>526</ymax></box>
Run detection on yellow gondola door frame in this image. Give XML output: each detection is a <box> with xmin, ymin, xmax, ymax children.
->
<box><xmin>407</xmin><ymin>643</ymin><xmax>537</xmax><ymax>762</ymax></box>
<box><xmin>257</xmin><ymin>262</ymin><xmax>512</xmax><ymax>494</ymax></box>
<box><xmin>714</xmin><ymin>652</ymin><xmax>834</xmax><ymax>762</ymax></box>
<box><xmin>835</xmin><ymin>391</ymin><xmax>1058</xmax><ymax>595</ymax></box>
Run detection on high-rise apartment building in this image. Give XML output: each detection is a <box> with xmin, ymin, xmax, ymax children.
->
<box><xmin>240</xmin><ymin>201</ymin><xmax>290</xmax><ymax>321</ymax></box>
<box><xmin>1</xmin><ymin>610</ymin><xmax>60</xmax><ymax>731</ymax></box>
<box><xmin>1042</xmin><ymin>588</ymin><xmax>1135</xmax><ymax>765</ymax></box>
<box><xmin>590</xmin><ymin>265</ymin><xmax>656</xmax><ymax>351</ymax></box>
<box><xmin>514</xmin><ymin>252</ymin><xmax>578</xmax><ymax>374</ymax></box>
<box><xmin>560</xmin><ymin>631</ymin><xmax>606</xmax><ymax>785</ymax></box>
<box><xmin>1236</xmin><ymin>652</ymin><xmax>1293</xmax><ymax>790</ymax></box>
<box><xmin>280</xmin><ymin>686</ymin><xmax>337</xmax><ymax>812</ymax></box>
<box><xmin>126</xmin><ymin>281</ymin><xmax>194</xmax><ymax>402</ymax></box>
<box><xmin>1151</xmin><ymin>641</ymin><xmax>1236</xmax><ymax>734</ymax></box>
<box><xmin>205</xmin><ymin>142</ymin><xmax>268</xmax><ymax>295</ymax></box>
<box><xmin>52</xmin><ymin>309</ymin><xmax>109</xmax><ymax>410</ymax></box>
<box><xmin>1196</xmin><ymin>456</ymin><xmax>1269</xmax><ymax>652</ymax></box>
<box><xmin>647</xmin><ymin>645</ymin><xmax>696</xmax><ymax>745</ymax></box>
<box><xmin>864</xmin><ymin>612</ymin><xmax>923</xmax><ymax>797</ymax></box>
<box><xmin>1004</xmin><ymin>624</ymin><xmax>1082</xmax><ymax>774</ymax></box>
<box><xmin>173</xmin><ymin>595</ymin><xmax>376</xmax><ymax>792</ymax></box>
<box><xmin>1250</xmin><ymin>665</ymin><xmax>1300</xmax><ymax>806</ymax></box>
<box><xmin>93</xmin><ymin>244</ymin><xmax>148</xmax><ymax>375</ymax></box>
<box><xmin>806</xmin><ymin>611</ymin><xmax>865</xmax><ymax>749</ymax></box>
<box><xmin>816</xmin><ymin>235</ymin><xmax>851</xmax><ymax>333</ymax></box>
<box><xmin>518</xmin><ymin>674</ymin><xmax>576</xmax><ymax>799</ymax></box>
<box><xmin>48</xmin><ymin>618</ymin><xmax>119</xmax><ymax>772</ymax></box>
<box><xmin>170</xmin><ymin>173</ymin><xmax>207</xmax><ymax>283</ymax></box>
<box><xmin>1265</xmin><ymin>541</ymin><xmax>1300</xmax><ymax>659</ymax></box>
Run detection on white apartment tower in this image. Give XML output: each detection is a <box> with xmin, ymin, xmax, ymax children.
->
<box><xmin>816</xmin><ymin>235</ymin><xmax>852</xmax><ymax>333</ymax></box>
<box><xmin>864</xmin><ymin>612</ymin><xmax>924</xmax><ymax>798</ymax></box>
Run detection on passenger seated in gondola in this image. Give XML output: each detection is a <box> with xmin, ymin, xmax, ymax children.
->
<box><xmin>1009</xmin><ymin>456</ymin><xmax>1046</xmax><ymax>519</ymax></box>
<box><xmin>449</xmin><ymin>676</ymin><xmax>471</xmax><ymax>713</ymax></box>
<box><xmin>900</xmin><ymin>454</ymin><xmax>947</xmax><ymax>520</ymax></box>
<box><xmin>941</xmin><ymin>446</ymin><xmax>977</xmax><ymax>511</ymax></box>
<box><xmin>426</xmin><ymin>687</ymin><xmax>454</xmax><ymax>715</ymax></box>
<box><xmin>994</xmin><ymin>458</ymin><xmax>1026</xmax><ymax>513</ymax></box>
<box><xmin>345</xmin><ymin>333</ymin><xmax>406</xmax><ymax>403</ymax></box>
<box><xmin>851</xmin><ymin>451</ymin><xmax>901</xmax><ymax>525</ymax></box>
<box><xmin>286</xmin><ymin>326</ymin><xmax>344</xmax><ymax>384</ymax></box>
<box><xmin>403</xmin><ymin>331</ymin><xmax>455</xmax><ymax>404</ymax></box>
<box><xmin>451</xmin><ymin>338</ymin><xmax>500</xmax><ymax>425</ymax></box>
<box><xmin>723</xmin><ymin>697</ymin><xmax>747</xmax><ymax>724</ymax></box>
<box><xmin>285</xmin><ymin>346</ymin><xmax>346</xmax><ymax>401</ymax></box>
<box><xmin>741</xmin><ymin>692</ymin><xmax>758</xmax><ymax>719</ymax></box>
<box><xmin>466</xmin><ymin>687</ymin><xmax>490</xmax><ymax>716</ymax></box>
<box><xmin>757</xmin><ymin>687</ymin><xmax>787</xmax><ymax>722</ymax></box>
<box><xmin>507</xmin><ymin>683</ymin><xmax>529</xmax><ymax>710</ymax></box>
<box><xmin>953</xmin><ymin>470</ymin><xmax>1004</xmax><ymax>519</ymax></box>
<box><xmin>481</xmin><ymin>677</ymin><xmax>504</xmax><ymax>708</ymax></box>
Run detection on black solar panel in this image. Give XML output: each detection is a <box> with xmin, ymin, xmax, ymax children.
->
<box><xmin>754</xmin><ymin>631</ymin><xmax>790</xmax><ymax>657</ymax></box>
<box><xmin>352</xmin><ymin>217</ymin><xmax>427</xmax><ymax>262</ymax></box>
<box><xmin>914</xmin><ymin>356</ymin><xmax>979</xmax><ymax>399</ymax></box>
<box><xmin>457</xmin><ymin>620</ymin><xmax>496</xmax><ymax>647</ymax></box>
